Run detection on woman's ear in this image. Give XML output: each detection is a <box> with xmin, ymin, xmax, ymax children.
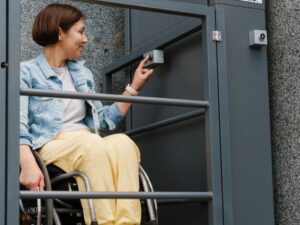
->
<box><xmin>58</xmin><ymin>27</ymin><xmax>63</xmax><ymax>41</ymax></box>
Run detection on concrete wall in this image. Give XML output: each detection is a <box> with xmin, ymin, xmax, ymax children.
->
<box><xmin>266</xmin><ymin>1</ymin><xmax>300</xmax><ymax>225</ymax></box>
<box><xmin>20</xmin><ymin>0</ymin><xmax>125</xmax><ymax>92</ymax></box>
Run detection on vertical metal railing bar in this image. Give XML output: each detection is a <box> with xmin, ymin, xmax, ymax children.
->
<box><xmin>20</xmin><ymin>88</ymin><xmax>210</xmax><ymax>108</ymax></box>
<box><xmin>103</xmin><ymin>69</ymin><xmax>113</xmax><ymax>93</ymax></box>
<box><xmin>0</xmin><ymin>0</ymin><xmax>7</xmax><ymax>223</ymax></box>
<box><xmin>124</xmin><ymin>9</ymin><xmax>135</xmax><ymax>132</ymax></box>
<box><xmin>202</xmin><ymin>8</ymin><xmax>224</xmax><ymax>225</ymax></box>
<box><xmin>6</xmin><ymin>0</ymin><xmax>20</xmax><ymax>224</ymax></box>
<box><xmin>124</xmin><ymin>9</ymin><xmax>134</xmax><ymax>132</ymax></box>
<box><xmin>20</xmin><ymin>191</ymin><xmax>213</xmax><ymax>200</ymax></box>
<box><xmin>74</xmin><ymin>0</ymin><xmax>213</xmax><ymax>18</ymax></box>
<box><xmin>103</xmin><ymin>20</ymin><xmax>202</xmax><ymax>75</ymax></box>
<box><xmin>126</xmin><ymin>109</ymin><xmax>205</xmax><ymax>136</ymax></box>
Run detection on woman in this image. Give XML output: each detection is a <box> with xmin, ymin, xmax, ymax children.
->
<box><xmin>19</xmin><ymin>3</ymin><xmax>153</xmax><ymax>225</ymax></box>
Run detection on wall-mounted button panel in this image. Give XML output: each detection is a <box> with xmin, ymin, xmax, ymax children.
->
<box><xmin>143</xmin><ymin>50</ymin><xmax>164</xmax><ymax>69</ymax></box>
<box><xmin>249</xmin><ymin>30</ymin><xmax>267</xmax><ymax>47</ymax></box>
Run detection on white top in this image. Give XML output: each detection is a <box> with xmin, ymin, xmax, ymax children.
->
<box><xmin>51</xmin><ymin>66</ymin><xmax>89</xmax><ymax>132</ymax></box>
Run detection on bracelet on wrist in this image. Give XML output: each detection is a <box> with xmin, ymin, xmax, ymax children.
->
<box><xmin>125</xmin><ymin>84</ymin><xmax>139</xmax><ymax>96</ymax></box>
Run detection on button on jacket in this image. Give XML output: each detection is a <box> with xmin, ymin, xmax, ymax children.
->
<box><xmin>20</xmin><ymin>53</ymin><xmax>123</xmax><ymax>150</ymax></box>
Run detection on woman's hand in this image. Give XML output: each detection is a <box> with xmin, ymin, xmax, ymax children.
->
<box><xmin>116</xmin><ymin>55</ymin><xmax>154</xmax><ymax>117</ymax></box>
<box><xmin>19</xmin><ymin>145</ymin><xmax>45</xmax><ymax>191</ymax></box>
<box><xmin>131</xmin><ymin>55</ymin><xmax>154</xmax><ymax>91</ymax></box>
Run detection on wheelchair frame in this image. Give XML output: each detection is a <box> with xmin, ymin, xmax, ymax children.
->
<box><xmin>19</xmin><ymin>151</ymin><xmax>158</xmax><ymax>225</ymax></box>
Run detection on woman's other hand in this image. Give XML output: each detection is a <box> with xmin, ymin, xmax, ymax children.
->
<box><xmin>19</xmin><ymin>145</ymin><xmax>45</xmax><ymax>191</ymax></box>
<box><xmin>131</xmin><ymin>55</ymin><xmax>154</xmax><ymax>91</ymax></box>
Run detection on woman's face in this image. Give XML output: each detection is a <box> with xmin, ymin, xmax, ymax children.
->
<box><xmin>59</xmin><ymin>18</ymin><xmax>88</xmax><ymax>60</ymax></box>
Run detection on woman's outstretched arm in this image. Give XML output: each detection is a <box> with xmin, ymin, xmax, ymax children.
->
<box><xmin>116</xmin><ymin>55</ymin><xmax>154</xmax><ymax>117</ymax></box>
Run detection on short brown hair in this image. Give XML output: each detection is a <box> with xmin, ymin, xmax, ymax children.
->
<box><xmin>32</xmin><ymin>3</ymin><xmax>84</xmax><ymax>47</ymax></box>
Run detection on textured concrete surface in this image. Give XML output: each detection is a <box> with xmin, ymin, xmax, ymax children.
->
<box><xmin>266</xmin><ymin>0</ymin><xmax>300</xmax><ymax>224</ymax></box>
<box><xmin>20</xmin><ymin>0</ymin><xmax>125</xmax><ymax>93</ymax></box>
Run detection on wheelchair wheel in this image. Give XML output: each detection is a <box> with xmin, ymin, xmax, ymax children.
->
<box><xmin>33</xmin><ymin>151</ymin><xmax>54</xmax><ymax>225</ymax></box>
<box><xmin>139</xmin><ymin>166</ymin><xmax>158</xmax><ymax>225</ymax></box>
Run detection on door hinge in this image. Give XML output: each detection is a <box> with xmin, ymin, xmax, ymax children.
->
<box><xmin>212</xmin><ymin>31</ymin><xmax>222</xmax><ymax>42</ymax></box>
<box><xmin>1</xmin><ymin>62</ymin><xmax>8</xmax><ymax>69</ymax></box>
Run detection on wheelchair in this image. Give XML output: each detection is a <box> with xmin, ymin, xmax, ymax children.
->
<box><xmin>20</xmin><ymin>151</ymin><xmax>158</xmax><ymax>225</ymax></box>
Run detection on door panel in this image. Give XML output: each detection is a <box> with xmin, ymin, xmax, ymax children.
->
<box><xmin>128</xmin><ymin>1</ymin><xmax>209</xmax><ymax>224</ymax></box>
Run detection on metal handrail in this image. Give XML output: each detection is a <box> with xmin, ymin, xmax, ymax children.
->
<box><xmin>126</xmin><ymin>109</ymin><xmax>205</xmax><ymax>136</ymax></box>
<box><xmin>20</xmin><ymin>191</ymin><xmax>213</xmax><ymax>200</ymax></box>
<box><xmin>20</xmin><ymin>88</ymin><xmax>209</xmax><ymax>108</ymax></box>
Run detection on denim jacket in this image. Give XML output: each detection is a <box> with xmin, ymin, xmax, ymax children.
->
<box><xmin>20</xmin><ymin>53</ymin><xmax>123</xmax><ymax>150</ymax></box>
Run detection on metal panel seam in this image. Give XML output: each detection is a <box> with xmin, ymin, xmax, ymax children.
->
<box><xmin>215</xmin><ymin>6</ymin><xmax>234</xmax><ymax>225</ymax></box>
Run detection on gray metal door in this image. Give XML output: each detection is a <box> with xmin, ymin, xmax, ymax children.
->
<box><xmin>212</xmin><ymin>2</ymin><xmax>274</xmax><ymax>225</ymax></box>
<box><xmin>126</xmin><ymin>1</ymin><xmax>217</xmax><ymax>224</ymax></box>
<box><xmin>0</xmin><ymin>0</ymin><xmax>7</xmax><ymax>224</ymax></box>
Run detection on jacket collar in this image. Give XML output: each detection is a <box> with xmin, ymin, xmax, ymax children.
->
<box><xmin>36</xmin><ymin>53</ymin><xmax>56</xmax><ymax>79</ymax></box>
<box><xmin>36</xmin><ymin>53</ymin><xmax>86</xmax><ymax>79</ymax></box>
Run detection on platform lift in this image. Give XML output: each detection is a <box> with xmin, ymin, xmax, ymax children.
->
<box><xmin>0</xmin><ymin>1</ymin><xmax>274</xmax><ymax>225</ymax></box>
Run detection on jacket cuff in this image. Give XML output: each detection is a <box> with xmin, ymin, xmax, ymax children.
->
<box><xmin>110</xmin><ymin>103</ymin><xmax>123</xmax><ymax>125</ymax></box>
<box><xmin>20</xmin><ymin>137</ymin><xmax>32</xmax><ymax>147</ymax></box>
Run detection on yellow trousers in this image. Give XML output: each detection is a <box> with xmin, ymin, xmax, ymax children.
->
<box><xmin>39</xmin><ymin>129</ymin><xmax>141</xmax><ymax>225</ymax></box>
